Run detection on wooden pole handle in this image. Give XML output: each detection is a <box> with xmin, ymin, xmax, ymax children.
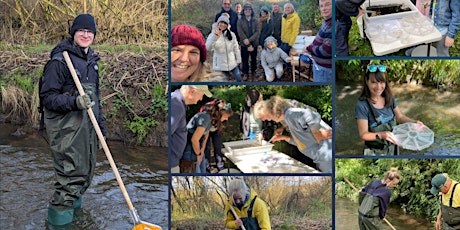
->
<box><xmin>63</xmin><ymin>51</ymin><xmax>135</xmax><ymax>212</ymax></box>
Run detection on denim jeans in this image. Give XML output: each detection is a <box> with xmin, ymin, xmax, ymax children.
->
<box><xmin>313</xmin><ymin>63</ymin><xmax>333</xmax><ymax>83</ymax></box>
<box><xmin>196</xmin><ymin>158</ymin><xmax>207</xmax><ymax>173</ymax></box>
<box><xmin>223</xmin><ymin>66</ymin><xmax>242</xmax><ymax>82</ymax></box>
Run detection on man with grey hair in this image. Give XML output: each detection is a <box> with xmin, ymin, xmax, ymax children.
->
<box><xmin>430</xmin><ymin>173</ymin><xmax>460</xmax><ymax>230</ymax></box>
<box><xmin>225</xmin><ymin>178</ymin><xmax>271</xmax><ymax>229</ymax></box>
<box><xmin>170</xmin><ymin>85</ymin><xmax>212</xmax><ymax>173</ymax></box>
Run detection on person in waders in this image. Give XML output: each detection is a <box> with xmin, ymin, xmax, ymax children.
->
<box><xmin>358</xmin><ymin>167</ymin><xmax>401</xmax><ymax>230</ymax></box>
<box><xmin>430</xmin><ymin>173</ymin><xmax>460</xmax><ymax>230</ymax></box>
<box><xmin>355</xmin><ymin>64</ymin><xmax>424</xmax><ymax>156</ymax></box>
<box><xmin>225</xmin><ymin>178</ymin><xmax>271</xmax><ymax>230</ymax></box>
<box><xmin>39</xmin><ymin>14</ymin><xmax>104</xmax><ymax>226</ymax></box>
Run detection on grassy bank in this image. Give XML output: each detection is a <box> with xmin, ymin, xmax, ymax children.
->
<box><xmin>0</xmin><ymin>43</ymin><xmax>169</xmax><ymax>147</ymax></box>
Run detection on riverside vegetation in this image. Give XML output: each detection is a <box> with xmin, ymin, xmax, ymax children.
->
<box><xmin>336</xmin><ymin>158</ymin><xmax>460</xmax><ymax>227</ymax></box>
<box><xmin>0</xmin><ymin>0</ymin><xmax>168</xmax><ymax>146</ymax></box>
<box><xmin>171</xmin><ymin>176</ymin><xmax>332</xmax><ymax>230</ymax></box>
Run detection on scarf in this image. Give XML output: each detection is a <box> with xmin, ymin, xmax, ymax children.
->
<box><xmin>258</xmin><ymin>13</ymin><xmax>270</xmax><ymax>30</ymax></box>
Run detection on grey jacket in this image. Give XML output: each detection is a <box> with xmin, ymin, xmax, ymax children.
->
<box><xmin>260</xmin><ymin>47</ymin><xmax>290</xmax><ymax>69</ymax></box>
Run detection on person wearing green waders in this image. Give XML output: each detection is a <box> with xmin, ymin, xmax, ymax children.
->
<box><xmin>355</xmin><ymin>64</ymin><xmax>424</xmax><ymax>156</ymax></box>
<box><xmin>39</xmin><ymin>14</ymin><xmax>104</xmax><ymax>226</ymax></box>
<box><xmin>431</xmin><ymin>173</ymin><xmax>460</xmax><ymax>230</ymax></box>
<box><xmin>358</xmin><ymin>167</ymin><xmax>400</xmax><ymax>230</ymax></box>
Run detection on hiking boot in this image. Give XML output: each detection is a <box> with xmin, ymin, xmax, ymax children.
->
<box><xmin>48</xmin><ymin>207</ymin><xmax>74</xmax><ymax>226</ymax></box>
<box><xmin>242</xmin><ymin>74</ymin><xmax>248</xmax><ymax>81</ymax></box>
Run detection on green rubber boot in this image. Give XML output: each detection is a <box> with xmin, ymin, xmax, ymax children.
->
<box><xmin>73</xmin><ymin>197</ymin><xmax>82</xmax><ymax>209</ymax></box>
<box><xmin>48</xmin><ymin>207</ymin><xmax>74</xmax><ymax>226</ymax></box>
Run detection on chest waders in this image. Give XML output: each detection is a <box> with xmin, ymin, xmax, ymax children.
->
<box><xmin>240</xmin><ymin>196</ymin><xmax>261</xmax><ymax>230</ymax></box>
<box><xmin>358</xmin><ymin>183</ymin><xmax>386</xmax><ymax>230</ymax></box>
<box><xmin>364</xmin><ymin>99</ymin><xmax>399</xmax><ymax>156</ymax></box>
<box><xmin>45</xmin><ymin>83</ymin><xmax>99</xmax><ymax>218</ymax></box>
<box><xmin>441</xmin><ymin>183</ymin><xmax>460</xmax><ymax>229</ymax></box>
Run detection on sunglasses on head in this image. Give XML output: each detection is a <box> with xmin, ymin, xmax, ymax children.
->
<box><xmin>367</xmin><ymin>65</ymin><xmax>387</xmax><ymax>73</ymax></box>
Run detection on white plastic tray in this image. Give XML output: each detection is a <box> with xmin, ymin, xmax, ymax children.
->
<box><xmin>223</xmin><ymin>140</ymin><xmax>274</xmax><ymax>154</ymax></box>
<box><xmin>359</xmin><ymin>0</ymin><xmax>442</xmax><ymax>55</ymax></box>
<box><xmin>393</xmin><ymin>123</ymin><xmax>434</xmax><ymax>151</ymax></box>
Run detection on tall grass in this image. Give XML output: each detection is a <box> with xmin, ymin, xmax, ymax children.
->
<box><xmin>171</xmin><ymin>176</ymin><xmax>332</xmax><ymax>229</ymax></box>
<box><xmin>0</xmin><ymin>0</ymin><xmax>167</xmax><ymax>46</ymax></box>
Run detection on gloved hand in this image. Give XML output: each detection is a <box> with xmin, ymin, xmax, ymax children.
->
<box><xmin>76</xmin><ymin>92</ymin><xmax>95</xmax><ymax>110</ymax></box>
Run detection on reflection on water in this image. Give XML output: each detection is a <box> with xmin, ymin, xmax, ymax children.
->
<box><xmin>335</xmin><ymin>198</ymin><xmax>432</xmax><ymax>230</ymax></box>
<box><xmin>0</xmin><ymin>124</ymin><xmax>168</xmax><ymax>229</ymax></box>
<box><xmin>336</xmin><ymin>82</ymin><xmax>460</xmax><ymax>156</ymax></box>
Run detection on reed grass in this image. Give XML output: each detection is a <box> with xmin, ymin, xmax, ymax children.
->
<box><xmin>0</xmin><ymin>0</ymin><xmax>167</xmax><ymax>46</ymax></box>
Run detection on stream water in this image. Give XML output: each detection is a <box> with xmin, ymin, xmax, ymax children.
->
<box><xmin>0</xmin><ymin>123</ymin><xmax>169</xmax><ymax>229</ymax></box>
<box><xmin>335</xmin><ymin>198</ymin><xmax>432</xmax><ymax>230</ymax></box>
<box><xmin>335</xmin><ymin>82</ymin><xmax>460</xmax><ymax>156</ymax></box>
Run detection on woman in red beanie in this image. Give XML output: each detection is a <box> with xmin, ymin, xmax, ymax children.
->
<box><xmin>171</xmin><ymin>24</ymin><xmax>211</xmax><ymax>82</ymax></box>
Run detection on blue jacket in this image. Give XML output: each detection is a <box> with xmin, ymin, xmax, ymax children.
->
<box><xmin>40</xmin><ymin>38</ymin><xmax>105</xmax><ymax>135</ymax></box>
<box><xmin>433</xmin><ymin>0</ymin><xmax>460</xmax><ymax>39</ymax></box>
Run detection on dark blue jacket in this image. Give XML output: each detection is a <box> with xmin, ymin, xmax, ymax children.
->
<box><xmin>39</xmin><ymin>38</ymin><xmax>105</xmax><ymax>135</ymax></box>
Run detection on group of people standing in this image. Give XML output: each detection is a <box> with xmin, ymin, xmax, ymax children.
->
<box><xmin>171</xmin><ymin>0</ymin><xmax>333</xmax><ymax>83</ymax></box>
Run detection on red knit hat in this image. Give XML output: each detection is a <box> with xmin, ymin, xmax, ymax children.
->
<box><xmin>171</xmin><ymin>24</ymin><xmax>206</xmax><ymax>62</ymax></box>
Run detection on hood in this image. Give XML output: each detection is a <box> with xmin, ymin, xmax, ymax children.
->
<box><xmin>50</xmin><ymin>38</ymin><xmax>94</xmax><ymax>60</ymax></box>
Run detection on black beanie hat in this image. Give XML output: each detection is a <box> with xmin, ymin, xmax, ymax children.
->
<box><xmin>70</xmin><ymin>14</ymin><xmax>97</xmax><ymax>37</ymax></box>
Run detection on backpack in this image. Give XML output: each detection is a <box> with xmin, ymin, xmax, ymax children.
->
<box><xmin>358</xmin><ymin>183</ymin><xmax>386</xmax><ymax>218</ymax></box>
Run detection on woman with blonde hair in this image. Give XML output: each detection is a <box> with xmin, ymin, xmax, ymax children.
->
<box><xmin>253</xmin><ymin>96</ymin><xmax>332</xmax><ymax>172</ymax></box>
<box><xmin>358</xmin><ymin>167</ymin><xmax>401</xmax><ymax>230</ymax></box>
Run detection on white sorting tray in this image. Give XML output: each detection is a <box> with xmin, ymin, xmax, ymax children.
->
<box><xmin>222</xmin><ymin>148</ymin><xmax>320</xmax><ymax>173</ymax></box>
<box><xmin>359</xmin><ymin>0</ymin><xmax>442</xmax><ymax>56</ymax></box>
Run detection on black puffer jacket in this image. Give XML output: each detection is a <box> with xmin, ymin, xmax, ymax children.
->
<box><xmin>39</xmin><ymin>38</ymin><xmax>105</xmax><ymax>135</ymax></box>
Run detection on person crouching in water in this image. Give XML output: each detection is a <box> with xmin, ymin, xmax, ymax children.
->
<box><xmin>260</xmin><ymin>36</ymin><xmax>292</xmax><ymax>82</ymax></box>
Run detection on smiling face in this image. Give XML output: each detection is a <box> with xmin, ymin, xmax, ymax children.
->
<box><xmin>222</xmin><ymin>0</ymin><xmax>231</xmax><ymax>11</ymax></box>
<box><xmin>366</xmin><ymin>74</ymin><xmax>386</xmax><ymax>98</ymax></box>
<box><xmin>319</xmin><ymin>0</ymin><xmax>332</xmax><ymax>20</ymax></box>
<box><xmin>266</xmin><ymin>40</ymin><xmax>276</xmax><ymax>49</ymax></box>
<box><xmin>244</xmin><ymin>7</ymin><xmax>252</xmax><ymax>17</ymax></box>
<box><xmin>284</xmin><ymin>4</ymin><xmax>293</xmax><ymax>14</ymax></box>
<box><xmin>218</xmin><ymin>21</ymin><xmax>228</xmax><ymax>31</ymax></box>
<box><xmin>73</xmin><ymin>29</ymin><xmax>94</xmax><ymax>48</ymax></box>
<box><xmin>171</xmin><ymin>45</ymin><xmax>201</xmax><ymax>82</ymax></box>
<box><xmin>235</xmin><ymin>3</ymin><xmax>242</xmax><ymax>13</ymax></box>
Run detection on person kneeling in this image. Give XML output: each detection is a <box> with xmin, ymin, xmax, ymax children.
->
<box><xmin>260</xmin><ymin>36</ymin><xmax>292</xmax><ymax>82</ymax></box>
